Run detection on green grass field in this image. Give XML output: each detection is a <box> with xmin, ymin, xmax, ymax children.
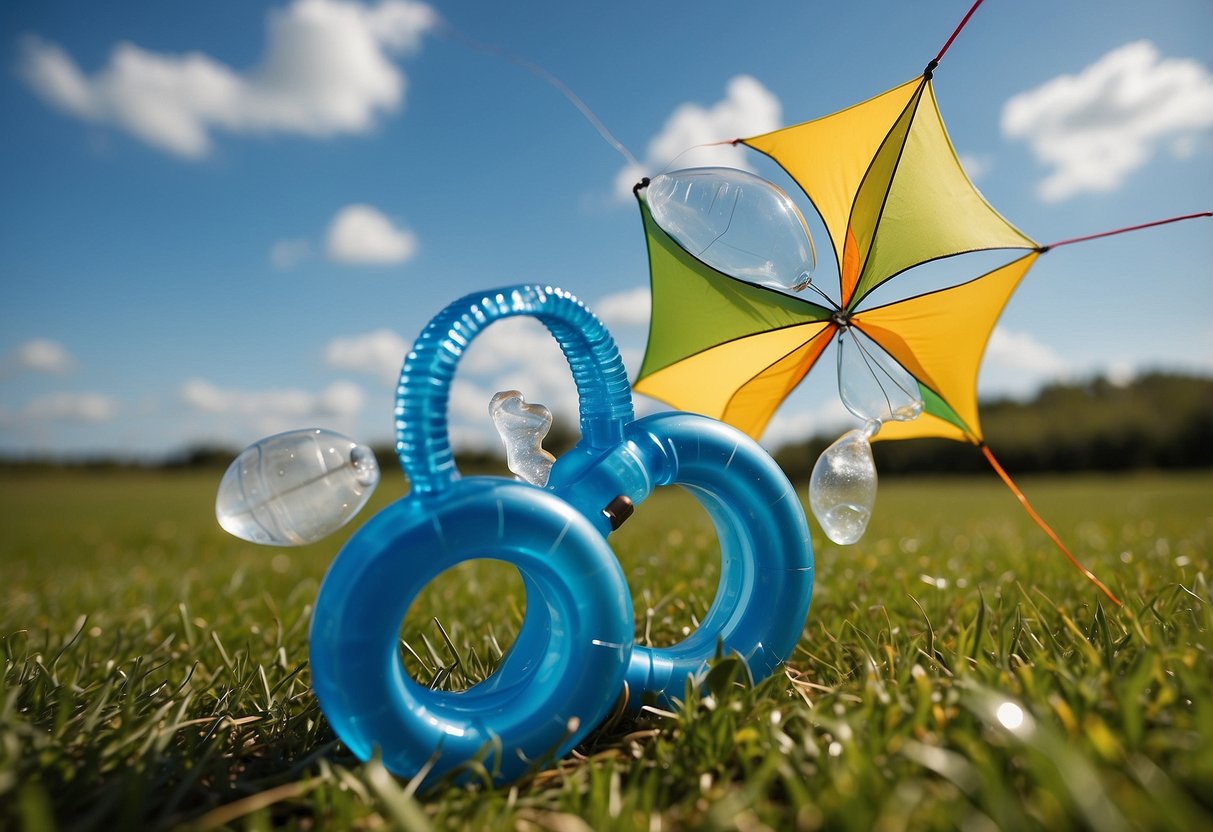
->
<box><xmin>2</xmin><ymin>468</ymin><xmax>1210</xmax><ymax>830</ymax></box>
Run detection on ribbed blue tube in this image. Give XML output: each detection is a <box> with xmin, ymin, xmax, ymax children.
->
<box><xmin>395</xmin><ymin>285</ymin><xmax>634</xmax><ymax>495</ymax></box>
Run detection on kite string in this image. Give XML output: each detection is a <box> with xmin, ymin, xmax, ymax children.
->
<box><xmin>928</xmin><ymin>0</ymin><xmax>986</xmax><ymax>73</ymax></box>
<box><xmin>1042</xmin><ymin>211</ymin><xmax>1213</xmax><ymax>251</ymax></box>
<box><xmin>979</xmin><ymin>443</ymin><xmax>1123</xmax><ymax>607</ymax></box>
<box><xmin>433</xmin><ymin>17</ymin><xmax>758</xmax><ymax>177</ymax></box>
<box><xmin>434</xmin><ymin>18</ymin><xmax>640</xmax><ymax>169</ymax></box>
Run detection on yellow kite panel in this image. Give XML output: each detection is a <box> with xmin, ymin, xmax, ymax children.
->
<box><xmin>854</xmin><ymin>82</ymin><xmax>1038</xmax><ymax>305</ymax></box>
<box><xmin>741</xmin><ymin>78</ymin><xmax>922</xmax><ymax>291</ymax></box>
<box><xmin>845</xmin><ymin>83</ymin><xmax>923</xmax><ymax>307</ymax></box>
<box><xmin>870</xmin><ymin>411</ymin><xmax>971</xmax><ymax>444</ymax></box>
<box><xmin>633</xmin><ymin>321</ymin><xmax>833</xmax><ymax>423</ymax></box>
<box><xmin>852</xmin><ymin>252</ymin><xmax>1039</xmax><ymax>441</ymax></box>
<box><xmin>722</xmin><ymin>327</ymin><xmax>835</xmax><ymax>438</ymax></box>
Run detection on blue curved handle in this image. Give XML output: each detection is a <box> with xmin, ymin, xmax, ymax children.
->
<box><xmin>396</xmin><ymin>285</ymin><xmax>634</xmax><ymax>495</ymax></box>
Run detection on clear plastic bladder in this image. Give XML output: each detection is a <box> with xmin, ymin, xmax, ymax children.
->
<box><xmin>490</xmin><ymin>390</ymin><xmax>556</xmax><ymax>487</ymax></box>
<box><xmin>216</xmin><ymin>428</ymin><xmax>379</xmax><ymax>546</ymax></box>
<box><xmin>809</xmin><ymin>328</ymin><xmax>925</xmax><ymax>544</ymax></box>
<box><xmin>809</xmin><ymin>420</ymin><xmax>880</xmax><ymax>545</ymax></box>
<box><xmin>646</xmin><ymin>167</ymin><xmax>816</xmax><ymax>292</ymax></box>
<box><xmin>837</xmin><ymin>327</ymin><xmax>923</xmax><ymax>424</ymax></box>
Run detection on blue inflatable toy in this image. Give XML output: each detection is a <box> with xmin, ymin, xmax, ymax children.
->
<box><xmin>305</xmin><ymin>284</ymin><xmax>814</xmax><ymax>784</ymax></box>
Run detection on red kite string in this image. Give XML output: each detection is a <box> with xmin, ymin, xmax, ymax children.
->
<box><xmin>987</xmin><ymin>210</ymin><xmax>1209</xmax><ymax>605</ymax></box>
<box><xmin>933</xmin><ymin>0</ymin><xmax>986</xmax><ymax>66</ymax></box>
<box><xmin>1044</xmin><ymin>211</ymin><xmax>1213</xmax><ymax>250</ymax></box>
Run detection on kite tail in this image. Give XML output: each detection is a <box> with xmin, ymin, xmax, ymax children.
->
<box><xmin>978</xmin><ymin>443</ymin><xmax>1123</xmax><ymax>607</ymax></box>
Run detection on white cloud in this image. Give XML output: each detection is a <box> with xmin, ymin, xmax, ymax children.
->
<box><xmin>326</xmin><ymin>203</ymin><xmax>417</xmax><ymax>265</ymax></box>
<box><xmin>985</xmin><ymin>327</ymin><xmax>1069</xmax><ymax>377</ymax></box>
<box><xmin>181</xmin><ymin>378</ymin><xmax>365</xmax><ymax>419</ymax></box>
<box><xmin>179</xmin><ymin>378</ymin><xmax>367</xmax><ymax>442</ymax></box>
<box><xmin>21</xmin><ymin>392</ymin><xmax>119</xmax><ymax>423</ymax></box>
<box><xmin>1002</xmin><ymin>41</ymin><xmax>1213</xmax><ymax>201</ymax></box>
<box><xmin>270</xmin><ymin>238</ymin><xmax>312</xmax><ymax>270</ymax></box>
<box><xmin>453</xmin><ymin>318</ymin><xmax>580</xmax><ymax>441</ymax></box>
<box><xmin>6</xmin><ymin>339</ymin><xmax>77</xmax><ymax>375</ymax></box>
<box><xmin>389</xmin><ymin>312</ymin><xmax>653</xmax><ymax>453</ymax></box>
<box><xmin>618</xmin><ymin>345</ymin><xmax>645</xmax><ymax>379</ymax></box>
<box><xmin>459</xmin><ymin>317</ymin><xmax>558</xmax><ymax>375</ymax></box>
<box><xmin>325</xmin><ymin>328</ymin><xmax>407</xmax><ymax>383</ymax></box>
<box><xmin>18</xmin><ymin>0</ymin><xmax>437</xmax><ymax>158</ymax></box>
<box><xmin>1169</xmin><ymin>133</ymin><xmax>1204</xmax><ymax>159</ymax></box>
<box><xmin>448</xmin><ymin>376</ymin><xmax>495</xmax><ymax>425</ymax></box>
<box><xmin>317</xmin><ymin>380</ymin><xmax>367</xmax><ymax>416</ymax></box>
<box><xmin>1105</xmin><ymin>363</ymin><xmax>1137</xmax><ymax>387</ymax></box>
<box><xmin>594</xmin><ymin>286</ymin><xmax>651</xmax><ymax>329</ymax></box>
<box><xmin>615</xmin><ymin>75</ymin><xmax>781</xmax><ymax>197</ymax></box>
<box><xmin>760</xmin><ymin>397</ymin><xmax>852</xmax><ymax>451</ymax></box>
<box><xmin>958</xmin><ymin>153</ymin><xmax>992</xmax><ymax>181</ymax></box>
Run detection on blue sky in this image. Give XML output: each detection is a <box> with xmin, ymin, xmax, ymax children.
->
<box><xmin>2</xmin><ymin>0</ymin><xmax>1211</xmax><ymax>462</ymax></box>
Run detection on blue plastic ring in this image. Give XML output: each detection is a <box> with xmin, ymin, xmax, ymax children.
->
<box><xmin>619</xmin><ymin>412</ymin><xmax>814</xmax><ymax>705</ymax></box>
<box><xmin>310</xmin><ymin>480</ymin><xmax>631</xmax><ymax>783</ymax></box>
<box><xmin>312</xmin><ymin>286</ymin><xmax>636</xmax><ymax>784</ymax></box>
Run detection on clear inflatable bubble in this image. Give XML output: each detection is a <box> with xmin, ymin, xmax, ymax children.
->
<box><xmin>809</xmin><ymin>421</ymin><xmax>880</xmax><ymax>545</ymax></box>
<box><xmin>216</xmin><ymin>428</ymin><xmax>379</xmax><ymax>546</ymax></box>
<box><xmin>837</xmin><ymin>328</ymin><xmax>923</xmax><ymax>424</ymax></box>
<box><xmin>490</xmin><ymin>390</ymin><xmax>556</xmax><ymax>487</ymax></box>
<box><xmin>646</xmin><ymin>167</ymin><xmax>816</xmax><ymax>292</ymax></box>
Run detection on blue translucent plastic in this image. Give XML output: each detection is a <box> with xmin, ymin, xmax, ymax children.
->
<box><xmin>309</xmin><ymin>285</ymin><xmax>814</xmax><ymax>785</ymax></box>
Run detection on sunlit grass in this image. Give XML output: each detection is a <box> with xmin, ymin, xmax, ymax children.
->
<box><xmin>1</xmin><ymin>469</ymin><xmax>1210</xmax><ymax>829</ymax></box>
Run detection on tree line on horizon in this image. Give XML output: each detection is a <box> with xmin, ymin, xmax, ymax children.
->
<box><xmin>5</xmin><ymin>372</ymin><xmax>1209</xmax><ymax>479</ymax></box>
<box><xmin>773</xmin><ymin>371</ymin><xmax>1213</xmax><ymax>481</ymax></box>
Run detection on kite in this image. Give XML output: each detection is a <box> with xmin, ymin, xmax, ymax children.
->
<box><xmin>632</xmin><ymin>0</ymin><xmax>1211</xmax><ymax>606</ymax></box>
